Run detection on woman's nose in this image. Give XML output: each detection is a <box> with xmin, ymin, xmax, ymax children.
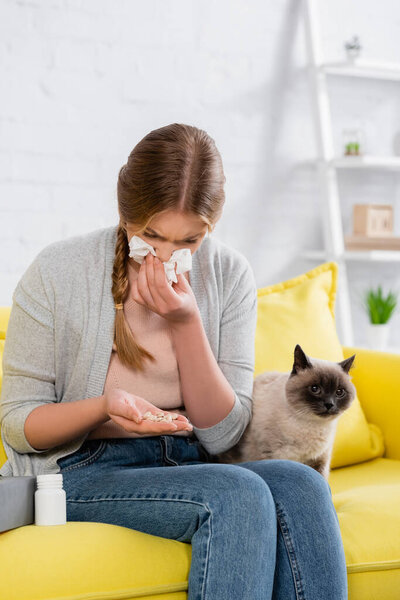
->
<box><xmin>153</xmin><ymin>249</ymin><xmax>174</xmax><ymax>263</ymax></box>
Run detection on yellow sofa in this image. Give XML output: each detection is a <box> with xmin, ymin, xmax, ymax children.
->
<box><xmin>1</xmin><ymin>261</ymin><xmax>400</xmax><ymax>599</ymax></box>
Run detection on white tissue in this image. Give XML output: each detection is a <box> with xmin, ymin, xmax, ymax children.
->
<box><xmin>128</xmin><ymin>235</ymin><xmax>192</xmax><ymax>284</ymax></box>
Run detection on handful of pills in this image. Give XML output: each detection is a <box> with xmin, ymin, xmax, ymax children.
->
<box><xmin>141</xmin><ymin>411</ymin><xmax>179</xmax><ymax>423</ymax></box>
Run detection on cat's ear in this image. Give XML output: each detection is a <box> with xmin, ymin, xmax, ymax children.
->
<box><xmin>338</xmin><ymin>354</ymin><xmax>356</xmax><ymax>374</ymax></box>
<box><xmin>291</xmin><ymin>344</ymin><xmax>313</xmax><ymax>376</ymax></box>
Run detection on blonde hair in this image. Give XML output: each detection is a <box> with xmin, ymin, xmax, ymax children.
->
<box><xmin>112</xmin><ymin>123</ymin><xmax>226</xmax><ymax>370</ymax></box>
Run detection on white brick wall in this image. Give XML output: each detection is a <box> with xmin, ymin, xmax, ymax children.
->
<box><xmin>1</xmin><ymin>0</ymin><xmax>400</xmax><ymax>348</ymax></box>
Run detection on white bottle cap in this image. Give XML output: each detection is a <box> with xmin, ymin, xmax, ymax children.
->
<box><xmin>37</xmin><ymin>474</ymin><xmax>63</xmax><ymax>482</ymax></box>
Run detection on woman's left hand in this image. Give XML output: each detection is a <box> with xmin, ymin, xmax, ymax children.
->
<box><xmin>130</xmin><ymin>252</ymin><xmax>199</xmax><ymax>325</ymax></box>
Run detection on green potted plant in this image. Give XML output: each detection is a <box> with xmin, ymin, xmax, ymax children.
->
<box><xmin>363</xmin><ymin>285</ymin><xmax>398</xmax><ymax>350</ymax></box>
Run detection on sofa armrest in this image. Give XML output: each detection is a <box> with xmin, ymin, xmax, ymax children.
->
<box><xmin>342</xmin><ymin>345</ymin><xmax>400</xmax><ymax>461</ymax></box>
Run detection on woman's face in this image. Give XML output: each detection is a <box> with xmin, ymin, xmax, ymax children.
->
<box><xmin>124</xmin><ymin>210</ymin><xmax>210</xmax><ymax>263</ymax></box>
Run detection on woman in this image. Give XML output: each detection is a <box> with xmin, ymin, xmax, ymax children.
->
<box><xmin>0</xmin><ymin>123</ymin><xmax>348</xmax><ymax>599</ymax></box>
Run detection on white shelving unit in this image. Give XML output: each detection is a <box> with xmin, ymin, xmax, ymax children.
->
<box><xmin>302</xmin><ymin>0</ymin><xmax>400</xmax><ymax>354</ymax></box>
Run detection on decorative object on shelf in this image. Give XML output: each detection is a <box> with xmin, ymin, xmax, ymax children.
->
<box><xmin>343</xmin><ymin>128</ymin><xmax>363</xmax><ymax>156</ymax></box>
<box><xmin>344</xmin><ymin>35</ymin><xmax>362</xmax><ymax>62</ymax></box>
<box><xmin>345</xmin><ymin>204</ymin><xmax>400</xmax><ymax>250</ymax></box>
<box><xmin>363</xmin><ymin>285</ymin><xmax>398</xmax><ymax>351</ymax></box>
<box><xmin>354</xmin><ymin>204</ymin><xmax>393</xmax><ymax>237</ymax></box>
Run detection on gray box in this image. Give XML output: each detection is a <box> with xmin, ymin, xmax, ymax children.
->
<box><xmin>0</xmin><ymin>475</ymin><xmax>36</xmax><ymax>532</ymax></box>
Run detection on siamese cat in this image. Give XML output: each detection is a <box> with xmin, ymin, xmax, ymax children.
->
<box><xmin>216</xmin><ymin>344</ymin><xmax>357</xmax><ymax>480</ymax></box>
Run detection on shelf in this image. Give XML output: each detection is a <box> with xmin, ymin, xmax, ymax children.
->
<box><xmin>302</xmin><ymin>249</ymin><xmax>400</xmax><ymax>262</ymax></box>
<box><xmin>319</xmin><ymin>59</ymin><xmax>400</xmax><ymax>81</ymax></box>
<box><xmin>332</xmin><ymin>156</ymin><xmax>400</xmax><ymax>171</ymax></box>
<box><xmin>299</xmin><ymin>156</ymin><xmax>400</xmax><ymax>172</ymax></box>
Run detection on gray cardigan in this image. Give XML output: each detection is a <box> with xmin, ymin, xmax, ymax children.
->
<box><xmin>0</xmin><ymin>224</ymin><xmax>258</xmax><ymax>477</ymax></box>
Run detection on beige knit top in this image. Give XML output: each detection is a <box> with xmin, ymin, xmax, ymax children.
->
<box><xmin>87</xmin><ymin>256</ymin><xmax>193</xmax><ymax>440</ymax></box>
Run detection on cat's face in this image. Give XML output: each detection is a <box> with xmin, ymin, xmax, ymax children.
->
<box><xmin>286</xmin><ymin>344</ymin><xmax>357</xmax><ymax>419</ymax></box>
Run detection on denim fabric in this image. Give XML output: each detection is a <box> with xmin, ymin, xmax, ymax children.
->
<box><xmin>57</xmin><ymin>436</ymin><xmax>348</xmax><ymax>600</ymax></box>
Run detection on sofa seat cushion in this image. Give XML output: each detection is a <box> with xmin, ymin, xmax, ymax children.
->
<box><xmin>0</xmin><ymin>521</ymin><xmax>191</xmax><ymax>600</ymax></box>
<box><xmin>329</xmin><ymin>458</ymin><xmax>400</xmax><ymax>600</ymax></box>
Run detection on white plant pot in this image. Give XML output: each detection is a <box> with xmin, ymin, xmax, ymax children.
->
<box><xmin>345</xmin><ymin>48</ymin><xmax>361</xmax><ymax>62</ymax></box>
<box><xmin>366</xmin><ymin>323</ymin><xmax>390</xmax><ymax>351</ymax></box>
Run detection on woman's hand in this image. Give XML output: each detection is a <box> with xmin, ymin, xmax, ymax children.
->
<box><xmin>131</xmin><ymin>252</ymin><xmax>199</xmax><ymax>325</ymax></box>
<box><xmin>103</xmin><ymin>388</ymin><xmax>193</xmax><ymax>435</ymax></box>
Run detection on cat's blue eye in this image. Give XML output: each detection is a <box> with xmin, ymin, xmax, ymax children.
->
<box><xmin>310</xmin><ymin>384</ymin><xmax>320</xmax><ymax>393</ymax></box>
<box><xmin>336</xmin><ymin>388</ymin><xmax>345</xmax><ymax>397</ymax></box>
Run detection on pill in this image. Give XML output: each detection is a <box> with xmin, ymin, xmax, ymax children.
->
<box><xmin>141</xmin><ymin>411</ymin><xmax>179</xmax><ymax>422</ymax></box>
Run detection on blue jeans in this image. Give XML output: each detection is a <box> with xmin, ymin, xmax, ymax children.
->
<box><xmin>57</xmin><ymin>436</ymin><xmax>348</xmax><ymax>600</ymax></box>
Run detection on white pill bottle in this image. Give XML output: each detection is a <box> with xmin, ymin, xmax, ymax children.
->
<box><xmin>35</xmin><ymin>473</ymin><xmax>67</xmax><ymax>526</ymax></box>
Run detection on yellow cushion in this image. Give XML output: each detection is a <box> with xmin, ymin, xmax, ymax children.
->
<box><xmin>329</xmin><ymin>458</ymin><xmax>400</xmax><ymax>598</ymax></box>
<box><xmin>342</xmin><ymin>345</ymin><xmax>400</xmax><ymax>462</ymax></box>
<box><xmin>0</xmin><ymin>306</ymin><xmax>10</xmax><ymax>469</ymax></box>
<box><xmin>0</xmin><ymin>306</ymin><xmax>9</xmax><ymax>339</ymax></box>
<box><xmin>0</xmin><ymin>521</ymin><xmax>191</xmax><ymax>599</ymax></box>
<box><xmin>254</xmin><ymin>262</ymin><xmax>384</xmax><ymax>469</ymax></box>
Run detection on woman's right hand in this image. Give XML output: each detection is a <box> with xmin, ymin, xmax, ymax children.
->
<box><xmin>103</xmin><ymin>388</ymin><xmax>193</xmax><ymax>435</ymax></box>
